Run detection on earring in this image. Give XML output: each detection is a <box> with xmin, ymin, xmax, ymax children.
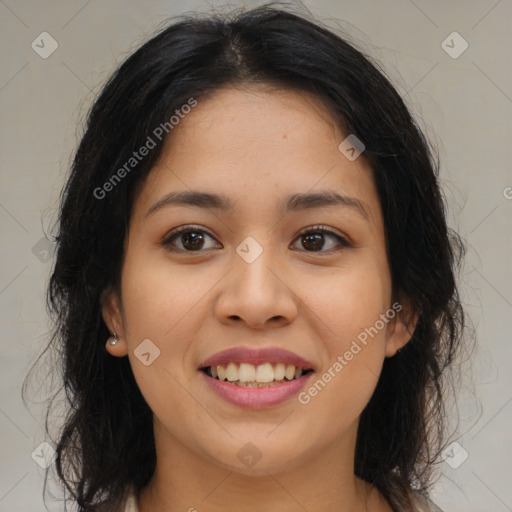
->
<box><xmin>107</xmin><ymin>333</ymin><xmax>119</xmax><ymax>347</ymax></box>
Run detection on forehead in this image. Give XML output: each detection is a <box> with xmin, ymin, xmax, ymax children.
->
<box><xmin>133</xmin><ymin>86</ymin><xmax>380</xmax><ymax>223</ymax></box>
<box><xmin>165</xmin><ymin>85</ymin><xmax>343</xmax><ymax>158</ymax></box>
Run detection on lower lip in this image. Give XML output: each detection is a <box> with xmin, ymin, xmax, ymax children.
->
<box><xmin>200</xmin><ymin>371</ymin><xmax>313</xmax><ymax>409</ymax></box>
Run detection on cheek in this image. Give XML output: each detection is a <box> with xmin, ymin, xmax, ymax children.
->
<box><xmin>300</xmin><ymin>259</ymin><xmax>391</xmax><ymax>345</ymax></box>
<box><xmin>296</xmin><ymin>263</ymin><xmax>390</xmax><ymax>423</ymax></box>
<box><xmin>118</xmin><ymin>250</ymin><xmax>208</xmax><ymax>401</ymax></box>
<box><xmin>120</xmin><ymin>247</ymin><xmax>216</xmax><ymax>341</ymax></box>
<box><xmin>119</xmin><ymin>252</ymin><xmax>210</xmax><ymax>441</ymax></box>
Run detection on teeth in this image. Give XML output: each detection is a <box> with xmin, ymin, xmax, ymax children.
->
<box><xmin>239</xmin><ymin>362</ymin><xmax>256</xmax><ymax>382</ymax></box>
<box><xmin>208</xmin><ymin>362</ymin><xmax>308</xmax><ymax>384</ymax></box>
<box><xmin>255</xmin><ymin>362</ymin><xmax>274</xmax><ymax>382</ymax></box>
<box><xmin>285</xmin><ymin>364</ymin><xmax>295</xmax><ymax>380</ymax></box>
<box><xmin>226</xmin><ymin>362</ymin><xmax>238</xmax><ymax>382</ymax></box>
<box><xmin>274</xmin><ymin>363</ymin><xmax>285</xmax><ymax>380</ymax></box>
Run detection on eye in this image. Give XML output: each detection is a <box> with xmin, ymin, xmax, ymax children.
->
<box><xmin>162</xmin><ymin>224</ymin><xmax>350</xmax><ymax>254</ymax></box>
<box><xmin>162</xmin><ymin>225</ymin><xmax>221</xmax><ymax>252</ymax></box>
<box><xmin>291</xmin><ymin>225</ymin><xmax>350</xmax><ymax>253</ymax></box>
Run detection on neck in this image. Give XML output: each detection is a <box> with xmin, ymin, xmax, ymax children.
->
<box><xmin>137</xmin><ymin>421</ymin><xmax>384</xmax><ymax>512</ymax></box>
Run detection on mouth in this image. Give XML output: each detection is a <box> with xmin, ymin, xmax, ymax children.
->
<box><xmin>198</xmin><ymin>346</ymin><xmax>315</xmax><ymax>408</ymax></box>
<box><xmin>200</xmin><ymin>362</ymin><xmax>314</xmax><ymax>388</ymax></box>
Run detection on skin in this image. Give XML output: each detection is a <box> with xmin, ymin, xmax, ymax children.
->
<box><xmin>103</xmin><ymin>85</ymin><xmax>415</xmax><ymax>512</ymax></box>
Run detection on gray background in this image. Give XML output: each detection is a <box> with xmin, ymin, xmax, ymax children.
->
<box><xmin>0</xmin><ymin>1</ymin><xmax>511</xmax><ymax>511</ymax></box>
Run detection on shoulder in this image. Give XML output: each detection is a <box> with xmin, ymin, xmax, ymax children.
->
<box><xmin>94</xmin><ymin>487</ymin><xmax>138</xmax><ymax>512</ymax></box>
<box><xmin>120</xmin><ymin>486</ymin><xmax>441</xmax><ymax>512</ymax></box>
<box><xmin>122</xmin><ymin>486</ymin><xmax>139</xmax><ymax>512</ymax></box>
<box><xmin>411</xmin><ymin>492</ymin><xmax>444</xmax><ymax>512</ymax></box>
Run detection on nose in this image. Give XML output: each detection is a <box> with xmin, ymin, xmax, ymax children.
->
<box><xmin>213</xmin><ymin>238</ymin><xmax>299</xmax><ymax>330</ymax></box>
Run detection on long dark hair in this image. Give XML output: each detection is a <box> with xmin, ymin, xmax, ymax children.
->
<box><xmin>26</xmin><ymin>4</ymin><xmax>465</xmax><ymax>511</ymax></box>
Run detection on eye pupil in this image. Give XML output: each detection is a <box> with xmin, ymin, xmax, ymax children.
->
<box><xmin>182</xmin><ymin>231</ymin><xmax>204</xmax><ymax>250</ymax></box>
<box><xmin>302</xmin><ymin>233</ymin><xmax>324</xmax><ymax>251</ymax></box>
<box><xmin>166</xmin><ymin>227</ymin><xmax>343</xmax><ymax>253</ymax></box>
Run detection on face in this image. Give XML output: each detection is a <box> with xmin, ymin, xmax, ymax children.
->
<box><xmin>103</xmin><ymin>86</ymin><xmax>412</xmax><ymax>476</ymax></box>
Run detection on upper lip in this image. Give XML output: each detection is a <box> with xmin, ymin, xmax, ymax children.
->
<box><xmin>199</xmin><ymin>346</ymin><xmax>315</xmax><ymax>370</ymax></box>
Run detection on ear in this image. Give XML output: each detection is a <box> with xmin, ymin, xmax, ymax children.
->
<box><xmin>101</xmin><ymin>287</ymin><xmax>128</xmax><ymax>357</ymax></box>
<box><xmin>384</xmin><ymin>299</ymin><xmax>418</xmax><ymax>357</ymax></box>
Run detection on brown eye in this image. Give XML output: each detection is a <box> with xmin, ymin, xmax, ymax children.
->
<box><xmin>163</xmin><ymin>226</ymin><xmax>220</xmax><ymax>252</ymax></box>
<box><xmin>301</xmin><ymin>232</ymin><xmax>325</xmax><ymax>251</ymax></box>
<box><xmin>292</xmin><ymin>226</ymin><xmax>350</xmax><ymax>253</ymax></box>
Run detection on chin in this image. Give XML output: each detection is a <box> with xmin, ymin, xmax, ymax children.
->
<box><xmin>199</xmin><ymin>430</ymin><xmax>311</xmax><ymax>476</ymax></box>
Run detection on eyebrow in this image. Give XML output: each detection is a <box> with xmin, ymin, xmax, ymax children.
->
<box><xmin>145</xmin><ymin>190</ymin><xmax>369</xmax><ymax>220</ymax></box>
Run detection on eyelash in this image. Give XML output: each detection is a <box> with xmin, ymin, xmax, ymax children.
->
<box><xmin>162</xmin><ymin>224</ymin><xmax>351</xmax><ymax>254</ymax></box>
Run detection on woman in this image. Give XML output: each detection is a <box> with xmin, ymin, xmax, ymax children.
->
<box><xmin>40</xmin><ymin>4</ymin><xmax>464</xmax><ymax>511</ymax></box>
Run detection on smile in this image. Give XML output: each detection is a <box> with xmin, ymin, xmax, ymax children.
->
<box><xmin>198</xmin><ymin>347</ymin><xmax>315</xmax><ymax>408</ymax></box>
<box><xmin>202</xmin><ymin>362</ymin><xmax>313</xmax><ymax>387</ymax></box>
